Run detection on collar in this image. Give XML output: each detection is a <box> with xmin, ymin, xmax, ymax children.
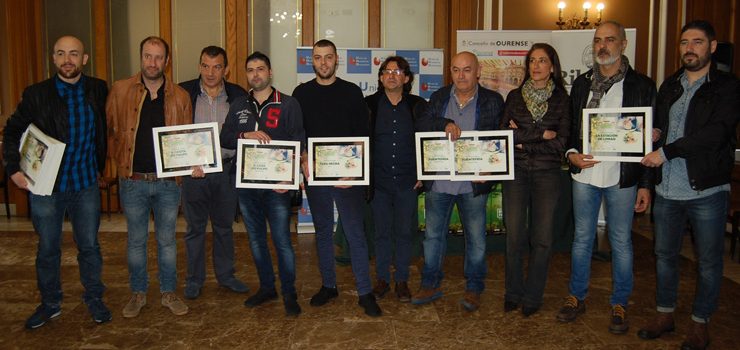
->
<box><xmin>55</xmin><ymin>74</ymin><xmax>85</xmax><ymax>90</ymax></box>
<box><xmin>450</xmin><ymin>84</ymin><xmax>479</xmax><ymax>108</ymax></box>
<box><xmin>199</xmin><ymin>78</ymin><xmax>226</xmax><ymax>98</ymax></box>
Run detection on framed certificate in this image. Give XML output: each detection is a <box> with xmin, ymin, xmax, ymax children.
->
<box><xmin>152</xmin><ymin>122</ymin><xmax>223</xmax><ymax>178</ymax></box>
<box><xmin>415</xmin><ymin>132</ymin><xmax>453</xmax><ymax>180</ymax></box>
<box><xmin>18</xmin><ymin>124</ymin><xmax>66</xmax><ymax>196</ymax></box>
<box><xmin>450</xmin><ymin>130</ymin><xmax>514</xmax><ymax>181</ymax></box>
<box><xmin>307</xmin><ymin>137</ymin><xmax>369</xmax><ymax>186</ymax></box>
<box><xmin>582</xmin><ymin>107</ymin><xmax>653</xmax><ymax>162</ymax></box>
<box><xmin>235</xmin><ymin>139</ymin><xmax>301</xmax><ymax>190</ymax></box>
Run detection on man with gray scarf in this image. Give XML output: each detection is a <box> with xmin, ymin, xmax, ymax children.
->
<box><xmin>556</xmin><ymin>21</ymin><xmax>657</xmax><ymax>335</ymax></box>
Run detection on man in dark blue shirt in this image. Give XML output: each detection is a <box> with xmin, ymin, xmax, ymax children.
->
<box><xmin>365</xmin><ymin>56</ymin><xmax>426</xmax><ymax>302</ymax></box>
<box><xmin>3</xmin><ymin>36</ymin><xmax>111</xmax><ymax>329</ymax></box>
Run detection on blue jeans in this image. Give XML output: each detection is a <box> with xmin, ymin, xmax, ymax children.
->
<box><xmin>370</xmin><ymin>182</ymin><xmax>418</xmax><ymax>283</ymax></box>
<box><xmin>182</xmin><ymin>170</ymin><xmax>238</xmax><ymax>286</ymax></box>
<box><xmin>305</xmin><ymin>185</ymin><xmax>372</xmax><ymax>295</ymax></box>
<box><xmin>654</xmin><ymin>191</ymin><xmax>728</xmax><ymax>322</ymax></box>
<box><xmin>569</xmin><ymin>181</ymin><xmax>636</xmax><ymax>306</ymax></box>
<box><xmin>421</xmin><ymin>190</ymin><xmax>488</xmax><ymax>293</ymax></box>
<box><xmin>30</xmin><ymin>185</ymin><xmax>105</xmax><ymax>306</ymax></box>
<box><xmin>238</xmin><ymin>188</ymin><xmax>296</xmax><ymax>295</ymax></box>
<box><xmin>120</xmin><ymin>178</ymin><xmax>181</xmax><ymax>293</ymax></box>
<box><xmin>503</xmin><ymin>167</ymin><xmax>560</xmax><ymax>307</ymax></box>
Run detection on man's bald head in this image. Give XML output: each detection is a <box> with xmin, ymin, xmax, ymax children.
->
<box><xmin>450</xmin><ymin>51</ymin><xmax>481</xmax><ymax>94</ymax></box>
<box><xmin>52</xmin><ymin>35</ymin><xmax>88</xmax><ymax>83</ymax></box>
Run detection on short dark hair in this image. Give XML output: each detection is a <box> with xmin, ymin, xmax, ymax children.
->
<box><xmin>377</xmin><ymin>56</ymin><xmax>414</xmax><ymax>93</ymax></box>
<box><xmin>313</xmin><ymin>39</ymin><xmax>337</xmax><ymax>54</ymax></box>
<box><xmin>200</xmin><ymin>46</ymin><xmax>228</xmax><ymax>67</ymax></box>
<box><xmin>139</xmin><ymin>36</ymin><xmax>170</xmax><ymax>60</ymax></box>
<box><xmin>246</xmin><ymin>51</ymin><xmax>271</xmax><ymax>70</ymax></box>
<box><xmin>521</xmin><ymin>43</ymin><xmax>565</xmax><ymax>91</ymax></box>
<box><xmin>681</xmin><ymin>20</ymin><xmax>716</xmax><ymax>42</ymax></box>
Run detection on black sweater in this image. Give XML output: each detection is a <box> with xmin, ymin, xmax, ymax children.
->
<box><xmin>292</xmin><ymin>78</ymin><xmax>369</xmax><ymax>137</ymax></box>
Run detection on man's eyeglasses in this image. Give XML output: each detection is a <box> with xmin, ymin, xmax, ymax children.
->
<box><xmin>381</xmin><ymin>69</ymin><xmax>403</xmax><ymax>76</ymax></box>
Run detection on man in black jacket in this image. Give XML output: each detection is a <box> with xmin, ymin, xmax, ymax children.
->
<box><xmin>411</xmin><ymin>51</ymin><xmax>504</xmax><ymax>311</ymax></box>
<box><xmin>3</xmin><ymin>36</ymin><xmax>111</xmax><ymax>328</ymax></box>
<box><xmin>638</xmin><ymin>20</ymin><xmax>740</xmax><ymax>350</ymax></box>
<box><xmin>365</xmin><ymin>56</ymin><xmax>426</xmax><ymax>303</ymax></box>
<box><xmin>178</xmin><ymin>46</ymin><xmax>249</xmax><ymax>299</ymax></box>
<box><xmin>557</xmin><ymin>21</ymin><xmax>656</xmax><ymax>335</ymax></box>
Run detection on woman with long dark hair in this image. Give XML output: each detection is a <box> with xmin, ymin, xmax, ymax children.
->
<box><xmin>501</xmin><ymin>43</ymin><xmax>570</xmax><ymax>316</ymax></box>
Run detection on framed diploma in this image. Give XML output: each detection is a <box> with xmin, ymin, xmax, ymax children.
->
<box><xmin>235</xmin><ymin>139</ymin><xmax>301</xmax><ymax>190</ymax></box>
<box><xmin>18</xmin><ymin>124</ymin><xmax>66</xmax><ymax>196</ymax></box>
<box><xmin>307</xmin><ymin>137</ymin><xmax>370</xmax><ymax>186</ymax></box>
<box><xmin>582</xmin><ymin>107</ymin><xmax>653</xmax><ymax>162</ymax></box>
<box><xmin>415</xmin><ymin>132</ymin><xmax>453</xmax><ymax>180</ymax></box>
<box><xmin>152</xmin><ymin>122</ymin><xmax>223</xmax><ymax>178</ymax></box>
<box><xmin>450</xmin><ymin>130</ymin><xmax>514</xmax><ymax>181</ymax></box>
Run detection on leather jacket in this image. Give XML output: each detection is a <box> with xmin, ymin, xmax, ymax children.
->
<box><xmin>106</xmin><ymin>73</ymin><xmax>192</xmax><ymax>177</ymax></box>
<box><xmin>568</xmin><ymin>65</ymin><xmax>656</xmax><ymax>189</ymax></box>
<box><xmin>3</xmin><ymin>75</ymin><xmax>108</xmax><ymax>179</ymax></box>
<box><xmin>655</xmin><ymin>63</ymin><xmax>740</xmax><ymax>190</ymax></box>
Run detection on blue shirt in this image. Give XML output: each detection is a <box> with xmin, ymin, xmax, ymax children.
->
<box><xmin>55</xmin><ymin>75</ymin><xmax>97</xmax><ymax>192</ymax></box>
<box><xmin>431</xmin><ymin>86</ymin><xmax>478</xmax><ymax>195</ymax></box>
<box><xmin>373</xmin><ymin>94</ymin><xmax>417</xmax><ymax>190</ymax></box>
<box><xmin>657</xmin><ymin>72</ymin><xmax>730</xmax><ymax>199</ymax></box>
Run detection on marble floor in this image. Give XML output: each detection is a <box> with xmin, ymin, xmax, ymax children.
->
<box><xmin>0</xmin><ymin>213</ymin><xmax>739</xmax><ymax>349</ymax></box>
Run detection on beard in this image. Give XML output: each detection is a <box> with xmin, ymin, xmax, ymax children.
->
<box><xmin>594</xmin><ymin>48</ymin><xmax>620</xmax><ymax>66</ymax></box>
<box><xmin>313</xmin><ymin>63</ymin><xmax>337</xmax><ymax>80</ymax></box>
<box><xmin>142</xmin><ymin>66</ymin><xmax>164</xmax><ymax>80</ymax></box>
<box><xmin>249</xmin><ymin>77</ymin><xmax>270</xmax><ymax>91</ymax></box>
<box><xmin>57</xmin><ymin>64</ymin><xmax>82</xmax><ymax>80</ymax></box>
<box><xmin>681</xmin><ymin>52</ymin><xmax>712</xmax><ymax>72</ymax></box>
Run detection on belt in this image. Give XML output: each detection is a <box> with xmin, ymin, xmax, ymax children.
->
<box><xmin>129</xmin><ymin>172</ymin><xmax>174</xmax><ymax>181</ymax></box>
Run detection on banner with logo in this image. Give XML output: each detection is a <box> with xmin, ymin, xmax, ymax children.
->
<box><xmin>297</xmin><ymin>47</ymin><xmax>445</xmax><ymax>99</ymax></box>
<box><xmin>457</xmin><ymin>29</ymin><xmax>636</xmax><ymax>98</ymax></box>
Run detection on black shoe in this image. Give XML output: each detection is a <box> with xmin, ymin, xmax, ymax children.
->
<box><xmin>358</xmin><ymin>293</ymin><xmax>382</xmax><ymax>317</ymax></box>
<box><xmin>504</xmin><ymin>300</ymin><xmax>519</xmax><ymax>313</ymax></box>
<box><xmin>283</xmin><ymin>293</ymin><xmax>302</xmax><ymax>317</ymax></box>
<box><xmin>244</xmin><ymin>288</ymin><xmax>278</xmax><ymax>308</ymax></box>
<box><xmin>86</xmin><ymin>298</ymin><xmax>112</xmax><ymax>324</ymax></box>
<box><xmin>310</xmin><ymin>286</ymin><xmax>338</xmax><ymax>307</ymax></box>
<box><xmin>184</xmin><ymin>283</ymin><xmax>202</xmax><ymax>300</ymax></box>
<box><xmin>25</xmin><ymin>304</ymin><xmax>62</xmax><ymax>329</ymax></box>
<box><xmin>521</xmin><ymin>305</ymin><xmax>539</xmax><ymax>317</ymax></box>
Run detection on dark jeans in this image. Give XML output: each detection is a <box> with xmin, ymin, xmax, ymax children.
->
<box><xmin>503</xmin><ymin>167</ymin><xmax>560</xmax><ymax>308</ymax></box>
<box><xmin>182</xmin><ymin>170</ymin><xmax>238</xmax><ymax>286</ymax></box>
<box><xmin>370</xmin><ymin>182</ymin><xmax>418</xmax><ymax>283</ymax></box>
<box><xmin>238</xmin><ymin>188</ymin><xmax>296</xmax><ymax>295</ymax></box>
<box><xmin>30</xmin><ymin>185</ymin><xmax>105</xmax><ymax>306</ymax></box>
<box><xmin>654</xmin><ymin>191</ymin><xmax>728</xmax><ymax>322</ymax></box>
<box><xmin>305</xmin><ymin>185</ymin><xmax>372</xmax><ymax>295</ymax></box>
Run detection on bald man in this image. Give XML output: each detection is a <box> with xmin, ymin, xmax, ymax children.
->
<box><xmin>3</xmin><ymin>35</ymin><xmax>112</xmax><ymax>328</ymax></box>
<box><xmin>411</xmin><ymin>51</ymin><xmax>504</xmax><ymax>311</ymax></box>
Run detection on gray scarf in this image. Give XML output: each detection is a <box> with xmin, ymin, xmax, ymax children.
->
<box><xmin>586</xmin><ymin>55</ymin><xmax>629</xmax><ymax>108</ymax></box>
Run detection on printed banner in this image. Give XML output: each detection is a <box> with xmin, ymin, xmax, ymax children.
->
<box><xmin>457</xmin><ymin>29</ymin><xmax>637</xmax><ymax>98</ymax></box>
<box><xmin>297</xmin><ymin>47</ymin><xmax>444</xmax><ymax>99</ymax></box>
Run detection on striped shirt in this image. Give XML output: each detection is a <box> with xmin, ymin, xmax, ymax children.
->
<box><xmin>55</xmin><ymin>75</ymin><xmax>97</xmax><ymax>192</ymax></box>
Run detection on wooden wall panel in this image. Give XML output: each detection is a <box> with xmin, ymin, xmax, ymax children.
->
<box><xmin>368</xmin><ymin>0</ymin><xmax>380</xmax><ymax>47</ymax></box>
<box><xmin>236</xmin><ymin>0</ymin><xmax>248</xmax><ymax>88</ymax></box>
<box><xmin>434</xmin><ymin>0</ymin><xmax>450</xmax><ymax>83</ymax></box>
<box><xmin>92</xmin><ymin>0</ymin><xmax>110</xmax><ymax>82</ymax></box>
<box><xmin>301</xmin><ymin>0</ymin><xmax>314</xmax><ymax>46</ymax></box>
<box><xmin>159</xmin><ymin>0</ymin><xmax>173</xmax><ymax>80</ymax></box>
<box><xmin>225</xmin><ymin>0</ymin><xmax>238</xmax><ymax>84</ymax></box>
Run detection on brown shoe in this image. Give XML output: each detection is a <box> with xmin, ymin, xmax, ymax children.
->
<box><xmin>122</xmin><ymin>292</ymin><xmax>147</xmax><ymax>318</ymax></box>
<box><xmin>395</xmin><ymin>282</ymin><xmax>411</xmax><ymax>303</ymax></box>
<box><xmin>411</xmin><ymin>287</ymin><xmax>443</xmax><ymax>305</ymax></box>
<box><xmin>556</xmin><ymin>295</ymin><xmax>585</xmax><ymax>322</ymax></box>
<box><xmin>680</xmin><ymin>320</ymin><xmax>709</xmax><ymax>350</ymax></box>
<box><xmin>460</xmin><ymin>291</ymin><xmax>481</xmax><ymax>312</ymax></box>
<box><xmin>637</xmin><ymin>312</ymin><xmax>675</xmax><ymax>339</ymax></box>
<box><xmin>608</xmin><ymin>304</ymin><xmax>629</xmax><ymax>334</ymax></box>
<box><xmin>161</xmin><ymin>292</ymin><xmax>189</xmax><ymax>316</ymax></box>
<box><xmin>372</xmin><ymin>280</ymin><xmax>390</xmax><ymax>299</ymax></box>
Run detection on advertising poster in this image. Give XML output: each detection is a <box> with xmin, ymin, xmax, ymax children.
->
<box><xmin>457</xmin><ymin>29</ymin><xmax>637</xmax><ymax>96</ymax></box>
<box><xmin>297</xmin><ymin>47</ymin><xmax>444</xmax><ymax>99</ymax></box>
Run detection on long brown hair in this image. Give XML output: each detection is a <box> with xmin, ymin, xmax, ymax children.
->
<box><xmin>521</xmin><ymin>43</ymin><xmax>565</xmax><ymax>91</ymax></box>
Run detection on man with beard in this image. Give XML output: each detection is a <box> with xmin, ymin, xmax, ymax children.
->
<box><xmin>221</xmin><ymin>51</ymin><xmax>304</xmax><ymax>316</ymax></box>
<box><xmin>292</xmin><ymin>39</ymin><xmax>382</xmax><ymax>317</ymax></box>
<box><xmin>179</xmin><ymin>46</ymin><xmax>249</xmax><ymax>299</ymax></box>
<box><xmin>557</xmin><ymin>21</ymin><xmax>656</xmax><ymax>334</ymax></box>
<box><xmin>107</xmin><ymin>36</ymin><xmax>192</xmax><ymax>318</ymax></box>
<box><xmin>638</xmin><ymin>20</ymin><xmax>739</xmax><ymax>350</ymax></box>
<box><xmin>3</xmin><ymin>35</ymin><xmax>111</xmax><ymax>329</ymax></box>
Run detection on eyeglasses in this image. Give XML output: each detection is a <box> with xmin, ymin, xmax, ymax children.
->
<box><xmin>381</xmin><ymin>69</ymin><xmax>403</xmax><ymax>76</ymax></box>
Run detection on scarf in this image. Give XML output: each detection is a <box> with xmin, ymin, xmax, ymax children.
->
<box><xmin>586</xmin><ymin>55</ymin><xmax>629</xmax><ymax>108</ymax></box>
<box><xmin>522</xmin><ymin>78</ymin><xmax>554</xmax><ymax>122</ymax></box>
